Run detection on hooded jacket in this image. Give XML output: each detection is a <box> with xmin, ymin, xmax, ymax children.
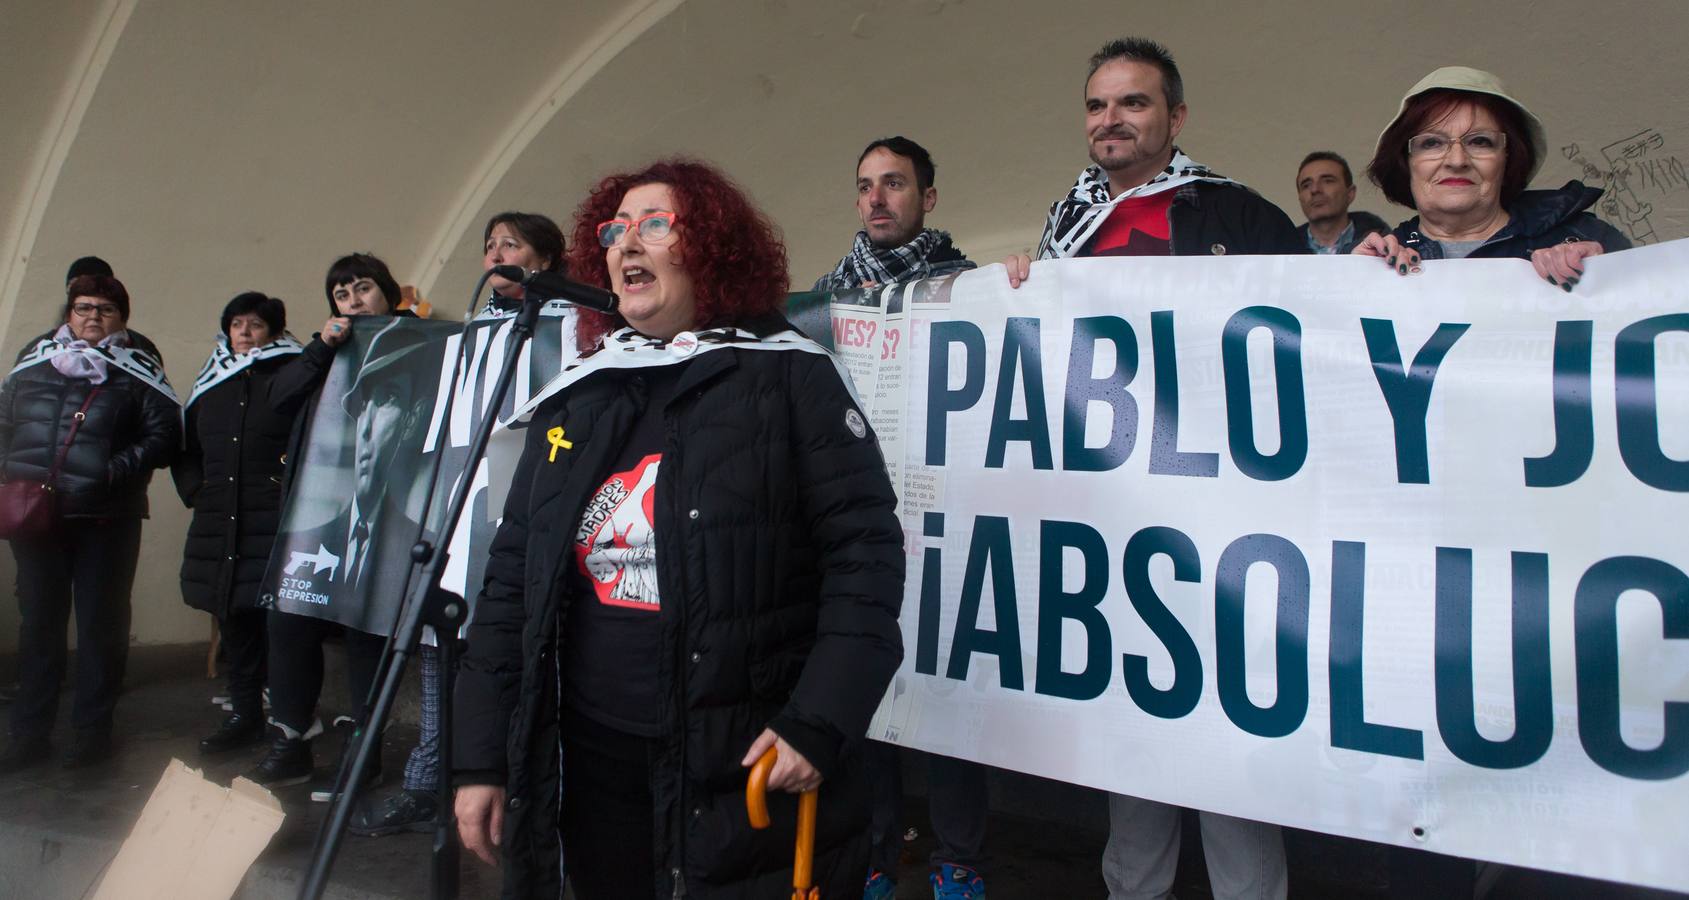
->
<box><xmin>1390</xmin><ymin>180</ymin><xmax>1632</xmax><ymax>260</ymax></box>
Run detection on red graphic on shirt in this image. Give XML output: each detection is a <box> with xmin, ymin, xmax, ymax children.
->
<box><xmin>574</xmin><ymin>454</ymin><xmax>661</xmax><ymax>611</ymax></box>
<box><xmin>1089</xmin><ymin>192</ymin><xmax>1175</xmax><ymax>256</ymax></box>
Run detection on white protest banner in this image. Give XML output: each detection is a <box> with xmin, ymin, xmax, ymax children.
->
<box><xmin>867</xmin><ymin>240</ymin><xmax>1689</xmax><ymax>892</ymax></box>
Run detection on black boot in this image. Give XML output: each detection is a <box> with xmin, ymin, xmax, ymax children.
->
<box><xmin>247</xmin><ymin>732</ymin><xmax>314</xmax><ymax>788</ymax></box>
<box><xmin>62</xmin><ymin>730</ymin><xmax>114</xmax><ymax>770</ymax></box>
<box><xmin>0</xmin><ymin>735</ymin><xmax>51</xmax><ymax>775</ymax></box>
<box><xmin>307</xmin><ymin>742</ymin><xmax>383</xmax><ymax>800</ymax></box>
<box><xmin>199</xmin><ymin>712</ymin><xmax>266</xmax><ymax>755</ymax></box>
<box><xmin>349</xmin><ymin>787</ymin><xmax>440</xmax><ymax>837</ymax></box>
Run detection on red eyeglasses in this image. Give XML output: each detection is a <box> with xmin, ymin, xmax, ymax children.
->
<box><xmin>597</xmin><ymin>211</ymin><xmax>678</xmax><ymax>248</ymax></box>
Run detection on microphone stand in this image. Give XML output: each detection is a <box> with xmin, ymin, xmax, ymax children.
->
<box><xmin>299</xmin><ymin>272</ymin><xmax>555</xmax><ymax>900</ymax></box>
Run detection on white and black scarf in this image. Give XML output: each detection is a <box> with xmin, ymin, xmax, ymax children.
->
<box><xmin>10</xmin><ymin>327</ymin><xmax>178</xmax><ymax>402</ymax></box>
<box><xmin>1035</xmin><ymin>149</ymin><xmax>1236</xmax><ymax>259</ymax></box>
<box><xmin>471</xmin><ymin>292</ymin><xmax>585</xmax><ymax>322</ymax></box>
<box><xmin>817</xmin><ymin>228</ymin><xmax>971</xmax><ymax>291</ymax></box>
<box><xmin>184</xmin><ymin>334</ymin><xmax>305</xmax><ymax>408</ymax></box>
<box><xmin>509</xmin><ymin>325</ymin><xmax>858</xmax><ymax>424</ymax></box>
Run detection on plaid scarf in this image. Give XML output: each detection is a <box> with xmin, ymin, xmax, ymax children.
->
<box><xmin>1035</xmin><ymin>148</ymin><xmax>1236</xmax><ymax>259</ymax></box>
<box><xmin>816</xmin><ymin>228</ymin><xmax>970</xmax><ymax>291</ymax></box>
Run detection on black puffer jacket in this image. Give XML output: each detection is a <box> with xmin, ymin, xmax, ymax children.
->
<box><xmin>0</xmin><ymin>346</ymin><xmax>180</xmax><ymax>519</ymax></box>
<box><xmin>454</xmin><ymin>320</ymin><xmax>905</xmax><ymax>899</ymax></box>
<box><xmin>173</xmin><ymin>355</ymin><xmax>295</xmax><ymax>616</ymax></box>
<box><xmin>1391</xmin><ymin>180</ymin><xmax>1632</xmax><ymax>259</ymax></box>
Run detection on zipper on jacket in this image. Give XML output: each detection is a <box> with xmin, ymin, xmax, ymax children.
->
<box><xmin>663</xmin><ymin>412</ymin><xmax>690</xmax><ymax>898</ymax></box>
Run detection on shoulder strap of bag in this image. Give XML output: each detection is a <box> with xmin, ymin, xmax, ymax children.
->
<box><xmin>45</xmin><ymin>387</ymin><xmax>102</xmax><ymax>485</ymax></box>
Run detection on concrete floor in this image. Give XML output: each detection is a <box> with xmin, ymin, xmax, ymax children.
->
<box><xmin>0</xmin><ymin>644</ymin><xmax>1681</xmax><ymax>900</ymax></box>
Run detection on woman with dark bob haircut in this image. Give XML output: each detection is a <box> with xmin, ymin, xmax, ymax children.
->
<box><xmin>174</xmin><ymin>292</ymin><xmax>303</xmax><ymax>756</ymax></box>
<box><xmin>0</xmin><ymin>274</ymin><xmax>179</xmax><ymax>772</ymax></box>
<box><xmin>454</xmin><ymin>158</ymin><xmax>904</xmax><ymax>899</ymax></box>
<box><xmin>1356</xmin><ymin>67</ymin><xmax>1629</xmax><ymax>286</ymax></box>
<box><xmin>247</xmin><ymin>252</ymin><xmax>415</xmax><ymax>789</ymax></box>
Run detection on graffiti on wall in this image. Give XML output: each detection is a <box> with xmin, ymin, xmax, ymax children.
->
<box><xmin>1562</xmin><ymin>129</ymin><xmax>1688</xmax><ymax>245</ymax></box>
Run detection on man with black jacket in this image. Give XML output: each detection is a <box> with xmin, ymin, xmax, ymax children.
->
<box><xmin>1003</xmin><ymin>36</ymin><xmax>1293</xmax><ymax>900</ymax></box>
<box><xmin>1002</xmin><ymin>37</ymin><xmax>1303</xmax><ymax>288</ymax></box>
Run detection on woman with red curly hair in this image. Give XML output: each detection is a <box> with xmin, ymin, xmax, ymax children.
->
<box><xmin>454</xmin><ymin>159</ymin><xmax>904</xmax><ymax>899</ymax></box>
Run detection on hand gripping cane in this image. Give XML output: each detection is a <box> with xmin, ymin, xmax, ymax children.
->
<box><xmin>746</xmin><ymin>746</ymin><xmax>820</xmax><ymax>900</ymax></box>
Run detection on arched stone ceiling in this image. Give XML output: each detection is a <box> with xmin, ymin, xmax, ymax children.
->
<box><xmin>0</xmin><ymin>0</ymin><xmax>1685</xmax><ymax>647</ymax></box>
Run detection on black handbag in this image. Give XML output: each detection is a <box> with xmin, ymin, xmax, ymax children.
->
<box><xmin>0</xmin><ymin>386</ymin><xmax>101</xmax><ymax>539</ymax></box>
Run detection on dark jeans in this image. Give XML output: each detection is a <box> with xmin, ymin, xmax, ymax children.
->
<box><xmin>264</xmin><ymin>609</ymin><xmax>383</xmax><ymax>735</ymax></box>
<box><xmin>219</xmin><ymin>607</ymin><xmax>267</xmax><ymax>718</ymax></box>
<box><xmin>559</xmin><ymin>708</ymin><xmax>659</xmax><ymax>900</ymax></box>
<box><xmin>867</xmin><ymin>742</ymin><xmax>990</xmax><ymax>876</ymax></box>
<box><xmin>8</xmin><ymin>517</ymin><xmax>142</xmax><ymax>741</ymax></box>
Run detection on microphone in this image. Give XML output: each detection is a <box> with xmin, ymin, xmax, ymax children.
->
<box><xmin>489</xmin><ymin>266</ymin><xmax>619</xmax><ymax>314</ymax></box>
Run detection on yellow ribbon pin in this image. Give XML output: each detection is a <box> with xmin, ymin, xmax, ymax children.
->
<box><xmin>546</xmin><ymin>426</ymin><xmax>574</xmax><ymax>462</ymax></box>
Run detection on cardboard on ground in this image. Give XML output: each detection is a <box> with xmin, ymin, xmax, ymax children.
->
<box><xmin>94</xmin><ymin>758</ymin><xmax>285</xmax><ymax>900</ymax></box>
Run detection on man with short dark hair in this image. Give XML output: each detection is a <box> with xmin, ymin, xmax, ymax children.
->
<box><xmin>814</xmin><ymin>136</ymin><xmax>975</xmax><ymax>292</ymax></box>
<box><xmin>1004</xmin><ymin>36</ymin><xmax>1291</xmax><ymax>900</ymax></box>
<box><xmin>1295</xmin><ymin>151</ymin><xmax>1389</xmax><ymax>254</ymax></box>
<box><xmin>819</xmin><ymin>136</ymin><xmax>988</xmax><ymax>900</ymax></box>
<box><xmin>1003</xmin><ymin>37</ymin><xmax>1302</xmax><ymax>287</ymax></box>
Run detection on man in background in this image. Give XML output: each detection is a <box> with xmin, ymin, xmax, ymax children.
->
<box><xmin>1294</xmin><ymin>151</ymin><xmax>1389</xmax><ymax>254</ymax></box>
<box><xmin>818</xmin><ymin>136</ymin><xmax>989</xmax><ymax>900</ymax></box>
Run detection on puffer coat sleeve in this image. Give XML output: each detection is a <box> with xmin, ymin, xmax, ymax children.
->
<box><xmin>107</xmin><ymin>372</ymin><xmax>181</xmax><ymax>490</ymax></box>
<box><xmin>763</xmin><ymin>352</ymin><xmax>904</xmax><ymax>777</ymax></box>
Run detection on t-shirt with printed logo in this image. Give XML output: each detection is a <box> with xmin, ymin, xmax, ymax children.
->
<box><xmin>560</xmin><ymin>361</ymin><xmax>685</xmax><ymax>736</ymax></box>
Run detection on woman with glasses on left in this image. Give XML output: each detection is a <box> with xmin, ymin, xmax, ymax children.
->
<box><xmin>0</xmin><ymin>274</ymin><xmax>181</xmax><ymax>773</ymax></box>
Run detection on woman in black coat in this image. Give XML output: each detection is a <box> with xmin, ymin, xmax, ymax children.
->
<box><xmin>0</xmin><ymin>274</ymin><xmax>180</xmax><ymax>771</ymax></box>
<box><xmin>174</xmin><ymin>292</ymin><xmax>302</xmax><ymax>754</ymax></box>
<box><xmin>453</xmin><ymin>159</ymin><xmax>905</xmax><ymax>899</ymax></box>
